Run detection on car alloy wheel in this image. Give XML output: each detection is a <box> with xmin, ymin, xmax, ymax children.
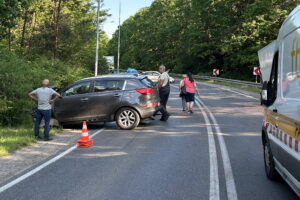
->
<box><xmin>116</xmin><ymin>108</ymin><xmax>140</xmax><ymax>130</ymax></box>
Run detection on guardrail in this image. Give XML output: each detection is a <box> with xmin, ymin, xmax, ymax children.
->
<box><xmin>170</xmin><ymin>73</ymin><xmax>262</xmax><ymax>88</ymax></box>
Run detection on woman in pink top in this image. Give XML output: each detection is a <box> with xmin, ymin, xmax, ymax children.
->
<box><xmin>182</xmin><ymin>72</ymin><xmax>200</xmax><ymax>113</ymax></box>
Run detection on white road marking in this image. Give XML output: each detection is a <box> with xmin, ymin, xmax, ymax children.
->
<box><xmin>195</xmin><ymin>101</ymin><xmax>220</xmax><ymax>200</ymax></box>
<box><xmin>0</xmin><ymin>128</ymin><xmax>105</xmax><ymax>194</ymax></box>
<box><xmin>196</xmin><ymin>98</ymin><xmax>238</xmax><ymax>200</ymax></box>
<box><xmin>199</xmin><ymin>82</ymin><xmax>258</xmax><ymax>100</ymax></box>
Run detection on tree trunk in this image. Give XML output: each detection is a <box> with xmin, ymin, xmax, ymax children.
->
<box><xmin>28</xmin><ymin>11</ymin><xmax>37</xmax><ymax>51</ymax></box>
<box><xmin>8</xmin><ymin>28</ymin><xmax>11</xmax><ymax>51</ymax></box>
<box><xmin>53</xmin><ymin>0</ymin><xmax>62</xmax><ymax>59</ymax></box>
<box><xmin>21</xmin><ymin>9</ymin><xmax>29</xmax><ymax>48</ymax></box>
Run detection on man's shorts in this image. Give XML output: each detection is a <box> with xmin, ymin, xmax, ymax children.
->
<box><xmin>185</xmin><ymin>92</ymin><xmax>195</xmax><ymax>102</ymax></box>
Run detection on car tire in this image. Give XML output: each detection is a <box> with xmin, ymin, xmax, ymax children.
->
<box><xmin>263</xmin><ymin>138</ymin><xmax>280</xmax><ymax>180</ymax></box>
<box><xmin>116</xmin><ymin>107</ymin><xmax>140</xmax><ymax>130</ymax></box>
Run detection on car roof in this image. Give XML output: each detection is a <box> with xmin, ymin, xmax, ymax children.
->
<box><xmin>77</xmin><ymin>74</ymin><xmax>144</xmax><ymax>82</ymax></box>
<box><xmin>144</xmin><ymin>71</ymin><xmax>159</xmax><ymax>73</ymax></box>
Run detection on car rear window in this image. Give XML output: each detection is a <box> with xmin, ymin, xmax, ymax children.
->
<box><xmin>140</xmin><ymin>77</ymin><xmax>156</xmax><ymax>88</ymax></box>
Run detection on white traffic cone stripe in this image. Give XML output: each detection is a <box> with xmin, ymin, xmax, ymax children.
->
<box><xmin>82</xmin><ymin>131</ymin><xmax>89</xmax><ymax>137</ymax></box>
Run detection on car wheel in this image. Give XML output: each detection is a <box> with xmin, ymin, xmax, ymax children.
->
<box><xmin>263</xmin><ymin>138</ymin><xmax>280</xmax><ymax>180</ymax></box>
<box><xmin>116</xmin><ymin>108</ymin><xmax>140</xmax><ymax>130</ymax></box>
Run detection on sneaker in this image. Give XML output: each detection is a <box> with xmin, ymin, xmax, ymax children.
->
<box><xmin>190</xmin><ymin>110</ymin><xmax>194</xmax><ymax>114</ymax></box>
<box><xmin>44</xmin><ymin>137</ymin><xmax>53</xmax><ymax>141</ymax></box>
<box><xmin>35</xmin><ymin>136</ymin><xmax>43</xmax><ymax>140</ymax></box>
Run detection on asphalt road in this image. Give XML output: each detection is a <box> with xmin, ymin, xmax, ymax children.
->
<box><xmin>0</xmin><ymin>82</ymin><xmax>298</xmax><ymax>200</ymax></box>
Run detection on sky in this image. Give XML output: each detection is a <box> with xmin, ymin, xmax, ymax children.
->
<box><xmin>102</xmin><ymin>0</ymin><xmax>154</xmax><ymax>38</ymax></box>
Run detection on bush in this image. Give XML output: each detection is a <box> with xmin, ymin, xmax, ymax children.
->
<box><xmin>0</xmin><ymin>49</ymin><xmax>91</xmax><ymax>126</ymax></box>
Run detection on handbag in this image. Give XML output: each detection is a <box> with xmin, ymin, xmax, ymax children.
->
<box><xmin>180</xmin><ymin>85</ymin><xmax>187</xmax><ymax>97</ymax></box>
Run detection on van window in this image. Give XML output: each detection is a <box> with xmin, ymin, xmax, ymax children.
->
<box><xmin>268</xmin><ymin>52</ymin><xmax>278</xmax><ymax>105</ymax></box>
<box><xmin>281</xmin><ymin>30</ymin><xmax>300</xmax><ymax>99</ymax></box>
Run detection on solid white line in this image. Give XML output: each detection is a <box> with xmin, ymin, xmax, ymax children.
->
<box><xmin>171</xmin><ymin>84</ymin><xmax>220</xmax><ymax>199</ymax></box>
<box><xmin>196</xmin><ymin>98</ymin><xmax>238</xmax><ymax>200</ymax></box>
<box><xmin>0</xmin><ymin>128</ymin><xmax>105</xmax><ymax>194</ymax></box>
<box><xmin>195</xmin><ymin>101</ymin><xmax>220</xmax><ymax>200</ymax></box>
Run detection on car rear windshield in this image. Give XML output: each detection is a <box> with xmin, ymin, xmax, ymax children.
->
<box><xmin>140</xmin><ymin>77</ymin><xmax>156</xmax><ymax>88</ymax></box>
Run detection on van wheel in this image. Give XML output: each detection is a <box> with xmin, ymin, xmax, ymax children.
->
<box><xmin>263</xmin><ymin>139</ymin><xmax>279</xmax><ymax>180</ymax></box>
<box><xmin>116</xmin><ymin>108</ymin><xmax>140</xmax><ymax>130</ymax></box>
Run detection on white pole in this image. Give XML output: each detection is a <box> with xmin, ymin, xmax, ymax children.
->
<box><xmin>117</xmin><ymin>0</ymin><xmax>121</xmax><ymax>73</ymax></box>
<box><xmin>95</xmin><ymin>0</ymin><xmax>101</xmax><ymax>76</ymax></box>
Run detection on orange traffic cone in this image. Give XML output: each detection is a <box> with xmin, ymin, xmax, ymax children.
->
<box><xmin>77</xmin><ymin>121</ymin><xmax>93</xmax><ymax>148</ymax></box>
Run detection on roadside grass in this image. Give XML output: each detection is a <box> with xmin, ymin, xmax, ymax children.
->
<box><xmin>199</xmin><ymin>79</ymin><xmax>261</xmax><ymax>94</ymax></box>
<box><xmin>0</xmin><ymin>126</ymin><xmax>60</xmax><ymax>157</ymax></box>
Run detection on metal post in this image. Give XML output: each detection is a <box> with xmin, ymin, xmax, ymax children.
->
<box><xmin>94</xmin><ymin>0</ymin><xmax>101</xmax><ymax>76</ymax></box>
<box><xmin>117</xmin><ymin>0</ymin><xmax>121</xmax><ymax>74</ymax></box>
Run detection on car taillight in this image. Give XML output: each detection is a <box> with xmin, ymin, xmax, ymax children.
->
<box><xmin>135</xmin><ymin>88</ymin><xmax>155</xmax><ymax>95</ymax></box>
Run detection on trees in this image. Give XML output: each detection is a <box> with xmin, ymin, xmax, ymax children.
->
<box><xmin>0</xmin><ymin>0</ymin><xmax>110</xmax><ymax>71</ymax></box>
<box><xmin>108</xmin><ymin>0</ymin><xmax>299</xmax><ymax>80</ymax></box>
<box><xmin>0</xmin><ymin>0</ymin><xmax>111</xmax><ymax>125</ymax></box>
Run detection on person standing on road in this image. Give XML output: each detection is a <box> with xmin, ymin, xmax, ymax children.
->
<box><xmin>183</xmin><ymin>72</ymin><xmax>200</xmax><ymax>113</ymax></box>
<box><xmin>179</xmin><ymin>74</ymin><xmax>187</xmax><ymax>111</ymax></box>
<box><xmin>28</xmin><ymin>79</ymin><xmax>60</xmax><ymax>141</ymax></box>
<box><xmin>157</xmin><ymin>65</ymin><xmax>171</xmax><ymax>121</ymax></box>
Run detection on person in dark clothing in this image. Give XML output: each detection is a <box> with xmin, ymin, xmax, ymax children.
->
<box><xmin>157</xmin><ymin>65</ymin><xmax>171</xmax><ymax>121</ymax></box>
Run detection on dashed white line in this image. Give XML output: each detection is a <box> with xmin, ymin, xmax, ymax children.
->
<box><xmin>0</xmin><ymin>128</ymin><xmax>105</xmax><ymax>194</ymax></box>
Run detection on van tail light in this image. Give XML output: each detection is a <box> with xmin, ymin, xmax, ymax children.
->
<box><xmin>135</xmin><ymin>88</ymin><xmax>155</xmax><ymax>95</ymax></box>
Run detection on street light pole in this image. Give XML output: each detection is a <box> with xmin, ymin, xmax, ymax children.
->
<box><xmin>94</xmin><ymin>0</ymin><xmax>101</xmax><ymax>76</ymax></box>
<box><xmin>117</xmin><ymin>0</ymin><xmax>121</xmax><ymax>73</ymax></box>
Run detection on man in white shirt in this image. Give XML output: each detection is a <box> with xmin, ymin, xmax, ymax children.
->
<box><xmin>157</xmin><ymin>65</ymin><xmax>170</xmax><ymax>121</ymax></box>
<box><xmin>28</xmin><ymin>79</ymin><xmax>60</xmax><ymax>141</ymax></box>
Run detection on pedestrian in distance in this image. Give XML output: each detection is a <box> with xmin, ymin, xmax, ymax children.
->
<box><xmin>179</xmin><ymin>74</ymin><xmax>188</xmax><ymax>111</ymax></box>
<box><xmin>157</xmin><ymin>65</ymin><xmax>171</xmax><ymax>121</ymax></box>
<box><xmin>183</xmin><ymin>72</ymin><xmax>200</xmax><ymax>113</ymax></box>
<box><xmin>28</xmin><ymin>79</ymin><xmax>60</xmax><ymax>141</ymax></box>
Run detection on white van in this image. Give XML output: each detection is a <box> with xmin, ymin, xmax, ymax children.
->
<box><xmin>258</xmin><ymin>5</ymin><xmax>300</xmax><ymax>197</ymax></box>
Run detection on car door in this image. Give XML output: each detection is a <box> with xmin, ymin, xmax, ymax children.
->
<box><xmin>53</xmin><ymin>81</ymin><xmax>92</xmax><ymax>123</ymax></box>
<box><xmin>88</xmin><ymin>79</ymin><xmax>125</xmax><ymax>120</ymax></box>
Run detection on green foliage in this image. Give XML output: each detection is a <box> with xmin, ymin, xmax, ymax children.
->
<box><xmin>0</xmin><ymin>49</ymin><xmax>90</xmax><ymax>126</ymax></box>
<box><xmin>0</xmin><ymin>0</ymin><xmax>29</xmax><ymax>36</ymax></box>
<box><xmin>0</xmin><ymin>0</ymin><xmax>112</xmax><ymax>126</ymax></box>
<box><xmin>108</xmin><ymin>0</ymin><xmax>299</xmax><ymax>80</ymax></box>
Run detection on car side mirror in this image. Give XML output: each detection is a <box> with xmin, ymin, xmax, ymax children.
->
<box><xmin>261</xmin><ymin>81</ymin><xmax>269</xmax><ymax>106</ymax></box>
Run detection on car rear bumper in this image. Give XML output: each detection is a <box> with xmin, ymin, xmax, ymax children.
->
<box><xmin>138</xmin><ymin>106</ymin><xmax>158</xmax><ymax>119</ymax></box>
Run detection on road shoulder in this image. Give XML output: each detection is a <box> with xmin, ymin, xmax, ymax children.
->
<box><xmin>0</xmin><ymin>129</ymin><xmax>81</xmax><ymax>186</ymax></box>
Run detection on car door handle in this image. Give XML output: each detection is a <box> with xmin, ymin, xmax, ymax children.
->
<box><xmin>114</xmin><ymin>94</ymin><xmax>121</xmax><ymax>97</ymax></box>
<box><xmin>81</xmin><ymin>98</ymin><xmax>89</xmax><ymax>102</ymax></box>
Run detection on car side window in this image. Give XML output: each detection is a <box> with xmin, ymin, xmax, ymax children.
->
<box><xmin>62</xmin><ymin>81</ymin><xmax>91</xmax><ymax>97</ymax></box>
<box><xmin>94</xmin><ymin>80</ymin><xmax>125</xmax><ymax>92</ymax></box>
<box><xmin>125</xmin><ymin>80</ymin><xmax>140</xmax><ymax>90</ymax></box>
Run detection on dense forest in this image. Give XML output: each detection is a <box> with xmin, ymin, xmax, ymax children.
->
<box><xmin>1</xmin><ymin>0</ymin><xmax>300</xmax><ymax>126</ymax></box>
<box><xmin>108</xmin><ymin>0</ymin><xmax>299</xmax><ymax>80</ymax></box>
<box><xmin>0</xmin><ymin>0</ymin><xmax>109</xmax><ymax>125</ymax></box>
